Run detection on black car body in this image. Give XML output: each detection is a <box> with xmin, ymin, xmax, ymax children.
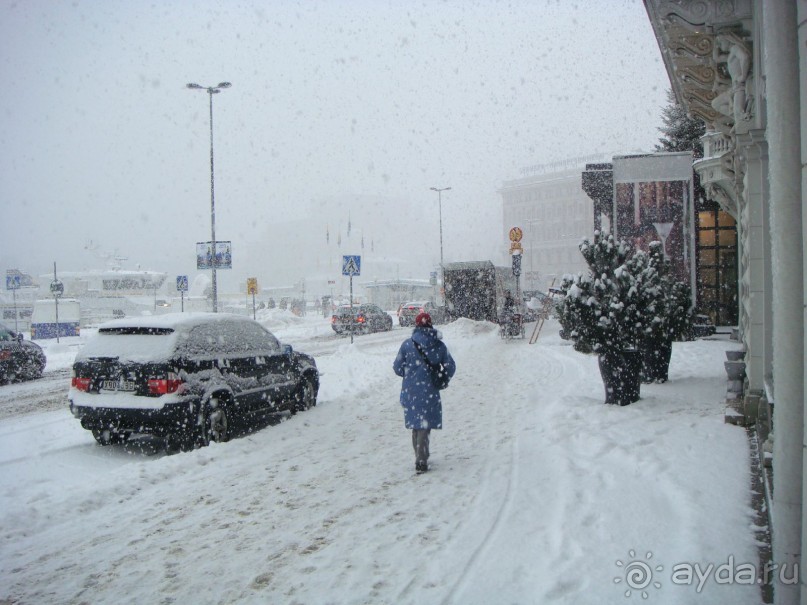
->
<box><xmin>331</xmin><ymin>304</ymin><xmax>393</xmax><ymax>334</ymax></box>
<box><xmin>68</xmin><ymin>313</ymin><xmax>319</xmax><ymax>449</ymax></box>
<box><xmin>0</xmin><ymin>324</ymin><xmax>46</xmax><ymax>383</ymax></box>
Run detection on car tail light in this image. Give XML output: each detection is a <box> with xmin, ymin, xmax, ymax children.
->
<box><xmin>0</xmin><ymin>350</ymin><xmax>10</xmax><ymax>361</ymax></box>
<box><xmin>72</xmin><ymin>376</ymin><xmax>91</xmax><ymax>391</ymax></box>
<box><xmin>148</xmin><ymin>373</ymin><xmax>184</xmax><ymax>395</ymax></box>
<box><xmin>356</xmin><ymin>314</ymin><xmax>366</xmax><ymax>323</ymax></box>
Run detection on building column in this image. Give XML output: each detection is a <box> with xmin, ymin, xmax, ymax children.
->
<box><xmin>763</xmin><ymin>2</ymin><xmax>804</xmax><ymax>604</ymax></box>
<box><xmin>737</xmin><ymin>132</ymin><xmax>771</xmax><ymax>392</ymax></box>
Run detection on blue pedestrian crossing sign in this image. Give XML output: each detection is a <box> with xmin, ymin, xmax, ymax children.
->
<box><xmin>342</xmin><ymin>255</ymin><xmax>361</xmax><ymax>276</ymax></box>
<box><xmin>176</xmin><ymin>275</ymin><xmax>189</xmax><ymax>292</ymax></box>
<box><xmin>5</xmin><ymin>274</ymin><xmax>21</xmax><ymax>290</ymax></box>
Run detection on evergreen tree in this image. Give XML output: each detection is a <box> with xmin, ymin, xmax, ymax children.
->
<box><xmin>655</xmin><ymin>89</ymin><xmax>706</xmax><ymax>159</ymax></box>
<box><xmin>643</xmin><ymin>241</ymin><xmax>694</xmax><ymax>342</ymax></box>
<box><xmin>556</xmin><ymin>232</ymin><xmax>653</xmax><ymax>357</ymax></box>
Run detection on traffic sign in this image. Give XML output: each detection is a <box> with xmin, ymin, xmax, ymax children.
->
<box><xmin>247</xmin><ymin>277</ymin><xmax>258</xmax><ymax>295</ymax></box>
<box><xmin>342</xmin><ymin>255</ymin><xmax>361</xmax><ymax>276</ymax></box>
<box><xmin>176</xmin><ymin>275</ymin><xmax>189</xmax><ymax>292</ymax></box>
<box><xmin>5</xmin><ymin>274</ymin><xmax>21</xmax><ymax>290</ymax></box>
<box><xmin>50</xmin><ymin>280</ymin><xmax>64</xmax><ymax>297</ymax></box>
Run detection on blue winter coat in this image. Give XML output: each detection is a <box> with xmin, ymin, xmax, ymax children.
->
<box><xmin>393</xmin><ymin>327</ymin><xmax>456</xmax><ymax>430</ymax></box>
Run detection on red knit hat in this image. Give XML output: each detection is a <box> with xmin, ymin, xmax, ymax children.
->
<box><xmin>415</xmin><ymin>312</ymin><xmax>433</xmax><ymax>328</ymax></box>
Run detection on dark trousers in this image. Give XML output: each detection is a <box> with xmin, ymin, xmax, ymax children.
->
<box><xmin>412</xmin><ymin>429</ymin><xmax>431</xmax><ymax>463</ymax></box>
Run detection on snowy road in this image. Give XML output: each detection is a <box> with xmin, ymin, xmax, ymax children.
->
<box><xmin>0</xmin><ymin>314</ymin><xmax>760</xmax><ymax>604</ymax></box>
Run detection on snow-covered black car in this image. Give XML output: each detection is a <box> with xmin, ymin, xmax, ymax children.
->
<box><xmin>0</xmin><ymin>324</ymin><xmax>46</xmax><ymax>384</ymax></box>
<box><xmin>68</xmin><ymin>313</ymin><xmax>319</xmax><ymax>450</ymax></box>
<box><xmin>331</xmin><ymin>304</ymin><xmax>393</xmax><ymax>335</ymax></box>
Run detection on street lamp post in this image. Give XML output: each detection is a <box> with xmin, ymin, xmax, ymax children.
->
<box><xmin>187</xmin><ymin>81</ymin><xmax>231</xmax><ymax>312</ymax></box>
<box><xmin>430</xmin><ymin>186</ymin><xmax>451</xmax><ymax>302</ymax></box>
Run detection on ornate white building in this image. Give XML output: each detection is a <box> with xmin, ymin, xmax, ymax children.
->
<box><xmin>645</xmin><ymin>2</ymin><xmax>805</xmax><ymax>603</ymax></box>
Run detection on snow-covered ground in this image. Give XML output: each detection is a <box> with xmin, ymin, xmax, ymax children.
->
<box><xmin>0</xmin><ymin>311</ymin><xmax>761</xmax><ymax>604</ymax></box>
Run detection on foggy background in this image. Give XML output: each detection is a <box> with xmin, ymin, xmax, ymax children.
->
<box><xmin>0</xmin><ymin>0</ymin><xmax>670</xmax><ymax>294</ymax></box>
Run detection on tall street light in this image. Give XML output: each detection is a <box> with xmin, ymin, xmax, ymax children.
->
<box><xmin>430</xmin><ymin>186</ymin><xmax>451</xmax><ymax>301</ymax></box>
<box><xmin>187</xmin><ymin>81</ymin><xmax>231</xmax><ymax>312</ymax></box>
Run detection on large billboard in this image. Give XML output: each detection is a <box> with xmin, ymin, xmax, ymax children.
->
<box><xmin>612</xmin><ymin>153</ymin><xmax>695</xmax><ymax>289</ymax></box>
<box><xmin>196</xmin><ymin>241</ymin><xmax>232</xmax><ymax>270</ymax></box>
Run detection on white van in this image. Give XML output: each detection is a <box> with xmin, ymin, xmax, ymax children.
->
<box><xmin>30</xmin><ymin>299</ymin><xmax>81</xmax><ymax>340</ymax></box>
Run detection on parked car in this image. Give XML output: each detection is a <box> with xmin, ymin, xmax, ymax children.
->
<box><xmin>68</xmin><ymin>313</ymin><xmax>319</xmax><ymax>450</ymax></box>
<box><xmin>397</xmin><ymin>301</ymin><xmax>445</xmax><ymax>326</ymax></box>
<box><xmin>331</xmin><ymin>304</ymin><xmax>393</xmax><ymax>334</ymax></box>
<box><xmin>0</xmin><ymin>324</ymin><xmax>46</xmax><ymax>384</ymax></box>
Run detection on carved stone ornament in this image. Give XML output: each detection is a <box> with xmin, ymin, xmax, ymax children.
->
<box><xmin>710</xmin><ymin>30</ymin><xmax>753</xmax><ymax>127</ymax></box>
<box><xmin>704</xmin><ymin>182</ymin><xmax>737</xmax><ymax>217</ymax></box>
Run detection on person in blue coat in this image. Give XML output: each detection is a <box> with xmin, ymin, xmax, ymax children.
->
<box><xmin>393</xmin><ymin>312</ymin><xmax>456</xmax><ymax>473</ymax></box>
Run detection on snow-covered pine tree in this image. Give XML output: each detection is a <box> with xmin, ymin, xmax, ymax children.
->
<box><xmin>640</xmin><ymin>241</ymin><xmax>695</xmax><ymax>382</ymax></box>
<box><xmin>557</xmin><ymin>232</ymin><xmax>666</xmax><ymax>404</ymax></box>
<box><xmin>557</xmin><ymin>232</ymin><xmax>648</xmax><ymax>357</ymax></box>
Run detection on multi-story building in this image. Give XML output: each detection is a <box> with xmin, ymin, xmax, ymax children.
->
<box><xmin>498</xmin><ymin>155</ymin><xmax>606</xmax><ymax>291</ymax></box>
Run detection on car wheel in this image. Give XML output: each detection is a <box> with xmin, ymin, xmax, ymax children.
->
<box><xmin>199</xmin><ymin>397</ymin><xmax>230</xmax><ymax>446</ymax></box>
<box><xmin>293</xmin><ymin>375</ymin><xmax>317</xmax><ymax>413</ymax></box>
<box><xmin>22</xmin><ymin>358</ymin><xmax>45</xmax><ymax>380</ymax></box>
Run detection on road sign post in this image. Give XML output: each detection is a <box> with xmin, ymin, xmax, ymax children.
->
<box><xmin>247</xmin><ymin>278</ymin><xmax>258</xmax><ymax>319</ymax></box>
<box><xmin>177</xmin><ymin>275</ymin><xmax>189</xmax><ymax>312</ymax></box>
<box><xmin>342</xmin><ymin>256</ymin><xmax>361</xmax><ymax>344</ymax></box>
<box><xmin>6</xmin><ymin>271</ymin><xmax>21</xmax><ymax>332</ymax></box>
<box><xmin>51</xmin><ymin>262</ymin><xmax>62</xmax><ymax>343</ymax></box>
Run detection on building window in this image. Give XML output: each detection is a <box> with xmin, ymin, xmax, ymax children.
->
<box><xmin>696</xmin><ymin>205</ymin><xmax>738</xmax><ymax>326</ymax></box>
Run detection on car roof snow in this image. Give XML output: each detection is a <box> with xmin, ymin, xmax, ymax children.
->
<box><xmin>97</xmin><ymin>312</ymin><xmax>254</xmax><ymax>331</ymax></box>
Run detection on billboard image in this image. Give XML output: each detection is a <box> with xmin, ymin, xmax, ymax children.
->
<box><xmin>196</xmin><ymin>241</ymin><xmax>232</xmax><ymax>270</ymax></box>
<box><xmin>612</xmin><ymin>153</ymin><xmax>695</xmax><ymax>288</ymax></box>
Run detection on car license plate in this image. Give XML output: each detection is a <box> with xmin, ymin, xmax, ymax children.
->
<box><xmin>102</xmin><ymin>380</ymin><xmax>136</xmax><ymax>391</ymax></box>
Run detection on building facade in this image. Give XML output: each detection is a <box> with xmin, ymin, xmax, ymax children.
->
<box><xmin>645</xmin><ymin>2</ymin><xmax>805</xmax><ymax>603</ymax></box>
<box><xmin>499</xmin><ymin>156</ymin><xmax>602</xmax><ymax>291</ymax></box>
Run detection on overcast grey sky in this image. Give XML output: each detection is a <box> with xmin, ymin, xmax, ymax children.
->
<box><xmin>0</xmin><ymin>0</ymin><xmax>670</xmax><ymax>290</ymax></box>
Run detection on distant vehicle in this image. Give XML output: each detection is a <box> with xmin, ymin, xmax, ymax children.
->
<box><xmin>331</xmin><ymin>304</ymin><xmax>393</xmax><ymax>335</ymax></box>
<box><xmin>443</xmin><ymin>261</ymin><xmax>517</xmax><ymax>323</ymax></box>
<box><xmin>30</xmin><ymin>298</ymin><xmax>81</xmax><ymax>340</ymax></box>
<box><xmin>0</xmin><ymin>324</ymin><xmax>46</xmax><ymax>384</ymax></box>
<box><xmin>398</xmin><ymin>301</ymin><xmax>446</xmax><ymax>326</ymax></box>
<box><xmin>68</xmin><ymin>313</ymin><xmax>319</xmax><ymax>450</ymax></box>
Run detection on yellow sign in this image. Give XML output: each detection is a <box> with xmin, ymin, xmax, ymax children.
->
<box><xmin>509</xmin><ymin>227</ymin><xmax>523</xmax><ymax>242</ymax></box>
<box><xmin>247</xmin><ymin>278</ymin><xmax>258</xmax><ymax>295</ymax></box>
<box><xmin>509</xmin><ymin>242</ymin><xmax>523</xmax><ymax>254</ymax></box>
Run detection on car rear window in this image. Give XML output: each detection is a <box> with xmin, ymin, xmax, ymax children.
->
<box><xmin>77</xmin><ymin>328</ymin><xmax>179</xmax><ymax>363</ymax></box>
